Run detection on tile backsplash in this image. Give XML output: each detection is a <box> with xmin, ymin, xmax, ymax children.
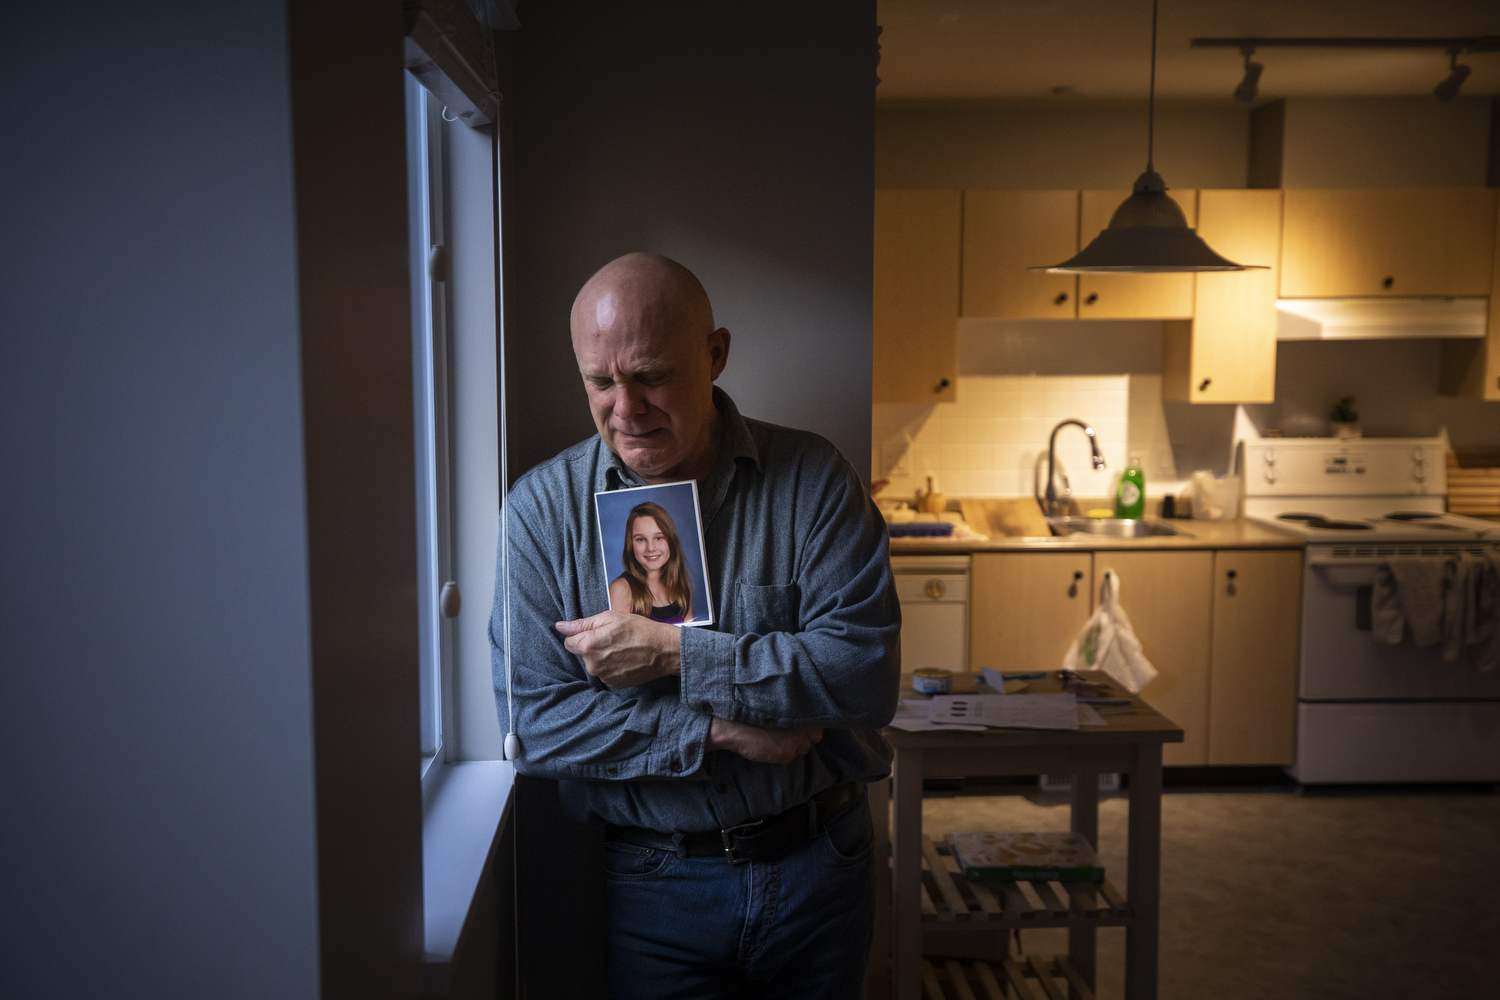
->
<box><xmin>875</xmin><ymin>375</ymin><xmax>1132</xmax><ymax>500</ymax></box>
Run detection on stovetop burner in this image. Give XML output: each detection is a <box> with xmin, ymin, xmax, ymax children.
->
<box><xmin>1277</xmin><ymin>513</ymin><xmax>1375</xmax><ymax>530</ymax></box>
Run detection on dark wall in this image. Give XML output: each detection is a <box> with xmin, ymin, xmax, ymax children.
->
<box><xmin>506</xmin><ymin>1</ymin><xmax>877</xmax><ymax>482</ymax></box>
<box><xmin>0</xmin><ymin>2</ymin><xmax>321</xmax><ymax>996</ymax></box>
<box><xmin>503</xmin><ymin>6</ymin><xmax>877</xmax><ymax>995</ymax></box>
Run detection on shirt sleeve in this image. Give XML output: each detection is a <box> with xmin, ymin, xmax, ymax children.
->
<box><xmin>676</xmin><ymin>450</ymin><xmax>902</xmax><ymax>730</ymax></box>
<box><xmin>492</xmin><ymin>479</ymin><xmax>712</xmax><ymax>781</ymax></box>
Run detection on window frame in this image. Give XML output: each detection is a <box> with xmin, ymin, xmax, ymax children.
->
<box><xmin>407</xmin><ymin>73</ymin><xmax>457</xmax><ymax>796</ymax></box>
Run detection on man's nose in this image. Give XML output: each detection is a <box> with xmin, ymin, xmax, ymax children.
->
<box><xmin>613</xmin><ymin>384</ymin><xmax>648</xmax><ymax>419</ymax></box>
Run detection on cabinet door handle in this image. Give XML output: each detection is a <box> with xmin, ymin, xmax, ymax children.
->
<box><xmin>934</xmin><ymin>377</ymin><xmax>951</xmax><ymax>393</ymax></box>
<box><xmin>1199</xmin><ymin>377</ymin><xmax>1212</xmax><ymax>392</ymax></box>
<box><xmin>924</xmin><ymin>578</ymin><xmax>946</xmax><ymax>599</ymax></box>
<box><xmin>1068</xmin><ymin>570</ymin><xmax>1083</xmax><ymax>597</ymax></box>
<box><xmin>1054</xmin><ymin>292</ymin><xmax>1069</xmax><ymax>305</ymax></box>
<box><xmin>1226</xmin><ymin>569</ymin><xmax>1237</xmax><ymax>596</ymax></box>
<box><xmin>1084</xmin><ymin>292</ymin><xmax>1098</xmax><ymax>306</ymax></box>
<box><xmin>1382</xmin><ymin>276</ymin><xmax>1394</xmax><ymax>290</ymax></box>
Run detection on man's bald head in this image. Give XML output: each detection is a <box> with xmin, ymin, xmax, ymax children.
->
<box><xmin>570</xmin><ymin>252</ymin><xmax>715</xmax><ymax>347</ymax></box>
<box><xmin>570</xmin><ymin>253</ymin><xmax>731</xmax><ymax>483</ymax></box>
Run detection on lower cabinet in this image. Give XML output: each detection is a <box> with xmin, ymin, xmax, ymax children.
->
<box><xmin>1093</xmin><ymin>550</ymin><xmax>1213</xmax><ymax>766</ymax></box>
<box><xmin>967</xmin><ymin>546</ymin><xmax>1302</xmax><ymax>767</ymax></box>
<box><xmin>1208</xmin><ymin>550</ymin><xmax>1303</xmax><ymax>765</ymax></box>
<box><xmin>969</xmin><ymin>552</ymin><xmax>1091</xmax><ymax>674</ymax></box>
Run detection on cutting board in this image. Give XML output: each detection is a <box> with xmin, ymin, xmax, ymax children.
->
<box><xmin>961</xmin><ymin>498</ymin><xmax>1051</xmax><ymax>538</ymax></box>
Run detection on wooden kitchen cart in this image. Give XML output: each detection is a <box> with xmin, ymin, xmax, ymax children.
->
<box><xmin>869</xmin><ymin>674</ymin><xmax>1182</xmax><ymax>1000</ymax></box>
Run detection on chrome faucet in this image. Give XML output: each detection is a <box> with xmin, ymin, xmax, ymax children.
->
<box><xmin>1043</xmin><ymin>419</ymin><xmax>1106</xmax><ymax>517</ymax></box>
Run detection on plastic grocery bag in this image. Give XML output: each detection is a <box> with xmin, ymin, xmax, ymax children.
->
<box><xmin>1060</xmin><ymin>570</ymin><xmax>1158</xmax><ymax>693</ymax></box>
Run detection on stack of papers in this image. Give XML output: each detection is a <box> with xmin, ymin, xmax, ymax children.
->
<box><xmin>888</xmin><ymin>694</ymin><xmax>1106</xmax><ymax>732</ymax></box>
<box><xmin>950</xmin><ymin>831</ymin><xmax>1105</xmax><ymax>883</ymax></box>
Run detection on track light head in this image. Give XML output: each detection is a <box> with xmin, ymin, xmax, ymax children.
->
<box><xmin>1234</xmin><ymin>47</ymin><xmax>1263</xmax><ymax>103</ymax></box>
<box><xmin>1435</xmin><ymin>50</ymin><xmax>1471</xmax><ymax>102</ymax></box>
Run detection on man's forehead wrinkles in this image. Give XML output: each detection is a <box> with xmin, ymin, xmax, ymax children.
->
<box><xmin>581</xmin><ymin>358</ymin><xmax>674</xmax><ymax>381</ymax></box>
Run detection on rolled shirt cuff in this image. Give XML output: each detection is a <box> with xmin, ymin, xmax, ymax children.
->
<box><xmin>678</xmin><ymin>624</ymin><xmax>737</xmax><ymax>722</ymax></box>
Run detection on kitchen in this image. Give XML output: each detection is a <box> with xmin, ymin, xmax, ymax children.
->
<box><xmin>871</xmin><ymin>2</ymin><xmax>1500</xmax><ymax>998</ymax></box>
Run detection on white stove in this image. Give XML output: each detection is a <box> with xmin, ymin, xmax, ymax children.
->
<box><xmin>1238</xmin><ymin>438</ymin><xmax>1500</xmax><ymax>785</ymax></box>
<box><xmin>1257</xmin><ymin>509</ymin><xmax>1500</xmax><ymax>546</ymax></box>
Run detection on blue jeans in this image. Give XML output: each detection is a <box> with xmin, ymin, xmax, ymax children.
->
<box><xmin>604</xmin><ymin>792</ymin><xmax>876</xmax><ymax>1000</ymax></box>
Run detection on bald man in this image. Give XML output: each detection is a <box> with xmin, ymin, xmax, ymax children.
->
<box><xmin>492</xmin><ymin>253</ymin><xmax>899</xmax><ymax>999</ymax></box>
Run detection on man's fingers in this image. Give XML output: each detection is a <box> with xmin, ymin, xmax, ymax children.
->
<box><xmin>806</xmin><ymin>727</ymin><xmax>824</xmax><ymax>744</ymax></box>
<box><xmin>554</xmin><ymin>613</ymin><xmax>606</xmax><ymax>636</ymax></box>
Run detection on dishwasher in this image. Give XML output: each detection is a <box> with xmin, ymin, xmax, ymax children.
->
<box><xmin>891</xmin><ymin>555</ymin><xmax>970</xmax><ymax>675</ymax></box>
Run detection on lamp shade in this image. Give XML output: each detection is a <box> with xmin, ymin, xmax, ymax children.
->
<box><xmin>1033</xmin><ymin>170</ymin><xmax>1267</xmax><ymax>273</ymax></box>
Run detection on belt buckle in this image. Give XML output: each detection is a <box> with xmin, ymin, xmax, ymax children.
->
<box><xmin>720</xmin><ymin>819</ymin><xmax>763</xmax><ymax>865</ymax></box>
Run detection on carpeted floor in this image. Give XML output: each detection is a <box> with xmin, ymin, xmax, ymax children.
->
<box><xmin>920</xmin><ymin>787</ymin><xmax>1500</xmax><ymax>1000</ymax></box>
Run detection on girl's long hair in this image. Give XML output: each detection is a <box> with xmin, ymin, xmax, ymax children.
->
<box><xmin>620</xmin><ymin>501</ymin><xmax>693</xmax><ymax>619</ymax></box>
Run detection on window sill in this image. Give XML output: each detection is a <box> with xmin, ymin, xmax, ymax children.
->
<box><xmin>421</xmin><ymin>759</ymin><xmax>515</xmax><ymax>994</ymax></box>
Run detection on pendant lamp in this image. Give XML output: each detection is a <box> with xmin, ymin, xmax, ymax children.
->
<box><xmin>1034</xmin><ymin>0</ymin><xmax>1267</xmax><ymax>274</ymax></box>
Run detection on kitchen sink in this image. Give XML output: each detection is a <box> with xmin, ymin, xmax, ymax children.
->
<box><xmin>1045</xmin><ymin>517</ymin><xmax>1190</xmax><ymax>538</ymax></box>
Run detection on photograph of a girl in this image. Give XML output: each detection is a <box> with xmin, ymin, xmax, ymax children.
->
<box><xmin>593</xmin><ymin>480</ymin><xmax>714</xmax><ymax>626</ymax></box>
<box><xmin>608</xmin><ymin>502</ymin><xmax>693</xmax><ymax>624</ymax></box>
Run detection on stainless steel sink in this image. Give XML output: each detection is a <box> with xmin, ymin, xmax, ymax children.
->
<box><xmin>1045</xmin><ymin>517</ymin><xmax>1190</xmax><ymax>538</ymax></box>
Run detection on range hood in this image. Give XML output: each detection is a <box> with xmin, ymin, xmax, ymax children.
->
<box><xmin>1276</xmin><ymin>297</ymin><xmax>1487</xmax><ymax>341</ymax></box>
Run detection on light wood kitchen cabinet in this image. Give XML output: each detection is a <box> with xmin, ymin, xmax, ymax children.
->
<box><xmin>1441</xmin><ymin>193</ymin><xmax>1500</xmax><ymax>401</ymax></box>
<box><xmin>1077</xmin><ymin>189</ymin><xmax>1197</xmax><ymax>319</ymax></box>
<box><xmin>969</xmin><ymin>552</ymin><xmax>1092</xmax><ymax>674</ymax></box>
<box><xmin>962</xmin><ymin>190</ymin><xmax>1079</xmax><ymax>319</ymax></box>
<box><xmin>1207</xmin><ymin>550</ymin><xmax>1302</xmax><ymax>766</ymax></box>
<box><xmin>1093</xmin><ymin>550</ymin><xmax>1213</xmax><ymax>766</ymax></box>
<box><xmin>1163</xmin><ymin>189</ymin><xmax>1283</xmax><ymax>404</ymax></box>
<box><xmin>1280</xmin><ymin>188</ymin><xmax>1498</xmax><ymax>298</ymax></box>
<box><xmin>874</xmin><ymin>190</ymin><xmax>961</xmax><ymax>404</ymax></box>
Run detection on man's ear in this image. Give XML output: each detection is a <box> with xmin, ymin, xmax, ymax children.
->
<box><xmin>708</xmin><ymin>327</ymin><xmax>731</xmax><ymax>381</ymax></box>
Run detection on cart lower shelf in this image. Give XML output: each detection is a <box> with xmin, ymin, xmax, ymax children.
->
<box><xmin>922</xmin><ymin>953</ymin><xmax>1096</xmax><ymax>1000</ymax></box>
<box><xmin>919</xmin><ymin>835</ymin><xmax>1131</xmax><ymax>929</ymax></box>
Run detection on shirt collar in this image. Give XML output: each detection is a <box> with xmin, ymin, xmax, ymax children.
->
<box><xmin>601</xmin><ymin>386</ymin><xmax>760</xmax><ymax>491</ymax></box>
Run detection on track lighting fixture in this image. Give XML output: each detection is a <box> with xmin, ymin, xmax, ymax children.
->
<box><xmin>1194</xmin><ymin>35</ymin><xmax>1498</xmax><ymax>103</ymax></box>
<box><xmin>1234</xmin><ymin>46</ymin><xmax>1262</xmax><ymax>103</ymax></box>
<box><xmin>1434</xmin><ymin>50</ymin><xmax>1471</xmax><ymax>102</ymax></box>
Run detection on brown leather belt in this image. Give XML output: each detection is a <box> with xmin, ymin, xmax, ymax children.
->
<box><xmin>606</xmin><ymin>781</ymin><xmax>864</xmax><ymax>865</ymax></box>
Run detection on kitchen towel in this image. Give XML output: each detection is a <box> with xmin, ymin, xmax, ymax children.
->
<box><xmin>1372</xmin><ymin>559</ymin><xmax>1450</xmax><ymax>648</ymax></box>
<box><xmin>1373</xmin><ymin>554</ymin><xmax>1500</xmax><ymax>670</ymax></box>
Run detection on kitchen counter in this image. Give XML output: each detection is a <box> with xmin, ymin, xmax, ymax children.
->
<box><xmin>889</xmin><ymin>517</ymin><xmax>1303</xmax><ymax>553</ymax></box>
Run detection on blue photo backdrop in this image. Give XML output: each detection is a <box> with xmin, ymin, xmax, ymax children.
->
<box><xmin>594</xmin><ymin>480</ymin><xmax>714</xmax><ymax>625</ymax></box>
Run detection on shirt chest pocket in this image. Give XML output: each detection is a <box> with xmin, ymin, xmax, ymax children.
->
<box><xmin>734</xmin><ymin>583</ymin><xmax>801</xmax><ymax>635</ymax></box>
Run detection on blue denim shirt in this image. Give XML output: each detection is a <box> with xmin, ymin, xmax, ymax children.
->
<box><xmin>491</xmin><ymin>389</ymin><xmax>900</xmax><ymax>832</ymax></box>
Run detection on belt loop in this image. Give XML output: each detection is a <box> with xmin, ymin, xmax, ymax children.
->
<box><xmin>670</xmin><ymin>831</ymin><xmax>688</xmax><ymax>859</ymax></box>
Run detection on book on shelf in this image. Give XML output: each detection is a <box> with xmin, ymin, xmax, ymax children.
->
<box><xmin>949</xmin><ymin>831</ymin><xmax>1105</xmax><ymax>883</ymax></box>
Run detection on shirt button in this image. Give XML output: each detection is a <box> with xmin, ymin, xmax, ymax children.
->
<box><xmin>715</xmin><ymin>783</ymin><xmax>728</xmax><ymax>793</ymax></box>
<box><xmin>607</xmin><ymin>766</ymin><xmax>618</xmax><ymax>776</ymax></box>
<box><xmin>670</xmin><ymin>760</ymin><xmax>682</xmax><ymax>772</ymax></box>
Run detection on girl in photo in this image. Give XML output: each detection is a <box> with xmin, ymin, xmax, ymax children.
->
<box><xmin>608</xmin><ymin>501</ymin><xmax>694</xmax><ymax>624</ymax></box>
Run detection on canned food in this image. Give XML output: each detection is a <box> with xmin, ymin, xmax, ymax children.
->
<box><xmin>912</xmin><ymin>668</ymin><xmax>953</xmax><ymax>694</ymax></box>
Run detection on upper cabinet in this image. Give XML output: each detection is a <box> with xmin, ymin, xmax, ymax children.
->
<box><xmin>962</xmin><ymin>191</ymin><xmax>1079</xmax><ymax>319</ymax></box>
<box><xmin>1441</xmin><ymin>193</ymin><xmax>1500</xmax><ymax>402</ymax></box>
<box><xmin>1076</xmin><ymin>189</ymin><xmax>1197</xmax><ymax>319</ymax></box>
<box><xmin>874</xmin><ymin>190</ymin><xmax>962</xmax><ymax>404</ymax></box>
<box><xmin>1280</xmin><ymin>188</ymin><xmax>1498</xmax><ymax>297</ymax></box>
<box><xmin>1163</xmin><ymin>189</ymin><xmax>1283</xmax><ymax>404</ymax></box>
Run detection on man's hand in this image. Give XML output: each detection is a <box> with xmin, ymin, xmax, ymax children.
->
<box><xmin>555</xmin><ymin>610</ymin><xmax>680</xmax><ymax>689</ymax></box>
<box><xmin>707</xmin><ymin>717</ymin><xmax>824</xmax><ymax>764</ymax></box>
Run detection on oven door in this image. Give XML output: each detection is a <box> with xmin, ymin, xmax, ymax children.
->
<box><xmin>1300</xmin><ymin>545</ymin><xmax>1500</xmax><ymax>701</ymax></box>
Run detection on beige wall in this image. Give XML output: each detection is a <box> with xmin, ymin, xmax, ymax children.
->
<box><xmin>1278</xmin><ymin>97</ymin><xmax>1492</xmax><ymax>188</ymax></box>
<box><xmin>876</xmin><ymin>101</ymin><xmax>1250</xmax><ymax>190</ymax></box>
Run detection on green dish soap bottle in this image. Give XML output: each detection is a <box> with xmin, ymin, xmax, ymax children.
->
<box><xmin>1115</xmin><ymin>453</ymin><xmax>1146</xmax><ymax>519</ymax></box>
